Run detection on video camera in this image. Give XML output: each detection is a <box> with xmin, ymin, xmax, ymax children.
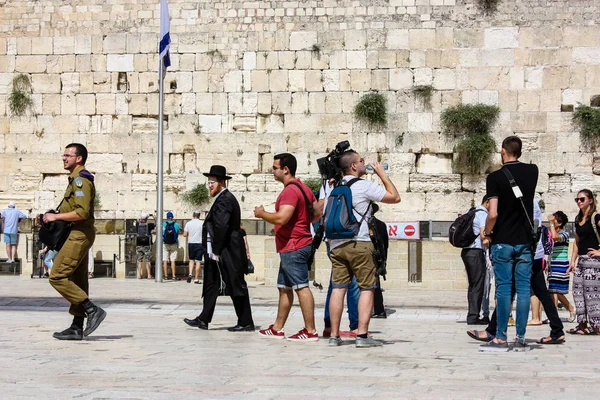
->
<box><xmin>316</xmin><ymin>140</ymin><xmax>351</xmax><ymax>181</ymax></box>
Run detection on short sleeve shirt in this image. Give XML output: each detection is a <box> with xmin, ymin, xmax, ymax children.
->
<box><xmin>486</xmin><ymin>161</ymin><xmax>538</xmax><ymax>245</ymax></box>
<box><xmin>274</xmin><ymin>179</ymin><xmax>316</xmax><ymax>253</ymax></box>
<box><xmin>329</xmin><ymin>176</ymin><xmax>387</xmax><ymax>251</ymax></box>
<box><xmin>1</xmin><ymin>208</ymin><xmax>27</xmax><ymax>234</ymax></box>
<box><xmin>467</xmin><ymin>205</ymin><xmax>488</xmax><ymax>249</ymax></box>
<box><xmin>184</xmin><ymin>219</ymin><xmax>203</xmax><ymax>244</ymax></box>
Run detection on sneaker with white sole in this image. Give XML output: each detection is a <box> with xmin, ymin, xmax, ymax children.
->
<box><xmin>328</xmin><ymin>336</ymin><xmax>343</xmax><ymax>346</ymax></box>
<box><xmin>355</xmin><ymin>336</ymin><xmax>383</xmax><ymax>348</ymax></box>
<box><xmin>286</xmin><ymin>328</ymin><xmax>318</xmax><ymax>342</ymax></box>
<box><xmin>258</xmin><ymin>324</ymin><xmax>285</xmax><ymax>339</ymax></box>
<box><xmin>479</xmin><ymin>339</ymin><xmax>509</xmax><ymax>352</ymax></box>
<box><xmin>512</xmin><ymin>339</ymin><xmax>530</xmax><ymax>352</ymax></box>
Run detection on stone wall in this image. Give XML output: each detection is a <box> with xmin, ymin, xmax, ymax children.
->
<box><xmin>0</xmin><ymin>0</ymin><xmax>599</xmax><ymax>222</ymax></box>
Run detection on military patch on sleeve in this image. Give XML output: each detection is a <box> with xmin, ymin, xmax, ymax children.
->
<box><xmin>75</xmin><ymin>191</ymin><xmax>85</xmax><ymax>197</ymax></box>
<box><xmin>74</xmin><ymin>177</ymin><xmax>83</xmax><ymax>188</ymax></box>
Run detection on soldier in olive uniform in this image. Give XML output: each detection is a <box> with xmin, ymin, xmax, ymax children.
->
<box><xmin>43</xmin><ymin>143</ymin><xmax>106</xmax><ymax>340</ymax></box>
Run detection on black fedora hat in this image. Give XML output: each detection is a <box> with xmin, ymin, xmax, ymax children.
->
<box><xmin>203</xmin><ymin>165</ymin><xmax>232</xmax><ymax>180</ymax></box>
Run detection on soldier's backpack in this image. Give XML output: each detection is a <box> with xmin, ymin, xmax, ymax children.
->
<box><xmin>163</xmin><ymin>222</ymin><xmax>177</xmax><ymax>244</ymax></box>
<box><xmin>136</xmin><ymin>222</ymin><xmax>151</xmax><ymax>246</ymax></box>
<box><xmin>324</xmin><ymin>178</ymin><xmax>369</xmax><ymax>240</ymax></box>
<box><xmin>448</xmin><ymin>208</ymin><xmax>484</xmax><ymax>248</ymax></box>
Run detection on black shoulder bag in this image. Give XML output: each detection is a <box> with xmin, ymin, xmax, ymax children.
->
<box><xmin>501</xmin><ymin>167</ymin><xmax>539</xmax><ymax>255</ymax></box>
<box><xmin>38</xmin><ymin>199</ymin><xmax>73</xmax><ymax>251</ymax></box>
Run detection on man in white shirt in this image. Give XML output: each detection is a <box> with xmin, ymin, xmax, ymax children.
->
<box><xmin>184</xmin><ymin>211</ymin><xmax>204</xmax><ymax>284</ymax></box>
<box><xmin>327</xmin><ymin>151</ymin><xmax>400</xmax><ymax>348</ymax></box>
<box><xmin>460</xmin><ymin>195</ymin><xmax>490</xmax><ymax>325</ymax></box>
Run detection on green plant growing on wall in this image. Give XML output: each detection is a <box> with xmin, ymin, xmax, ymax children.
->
<box><xmin>180</xmin><ymin>184</ymin><xmax>210</xmax><ymax>208</ymax></box>
<box><xmin>93</xmin><ymin>193</ymin><xmax>102</xmax><ymax>210</ymax></box>
<box><xmin>303</xmin><ymin>178</ymin><xmax>323</xmax><ymax>193</ymax></box>
<box><xmin>476</xmin><ymin>0</ymin><xmax>501</xmax><ymax>14</ymax></box>
<box><xmin>413</xmin><ymin>85</ymin><xmax>434</xmax><ymax>108</ymax></box>
<box><xmin>572</xmin><ymin>105</ymin><xmax>600</xmax><ymax>143</ymax></box>
<box><xmin>354</xmin><ymin>92</ymin><xmax>387</xmax><ymax>130</ymax></box>
<box><xmin>9</xmin><ymin>74</ymin><xmax>35</xmax><ymax>116</ymax></box>
<box><xmin>441</xmin><ymin>104</ymin><xmax>500</xmax><ymax>174</ymax></box>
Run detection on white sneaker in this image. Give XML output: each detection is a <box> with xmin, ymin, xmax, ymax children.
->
<box><xmin>6</xmin><ymin>259</ymin><xmax>14</xmax><ymax>263</ymax></box>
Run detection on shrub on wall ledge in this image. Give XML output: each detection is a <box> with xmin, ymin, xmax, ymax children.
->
<box><xmin>572</xmin><ymin>105</ymin><xmax>600</xmax><ymax>143</ymax></box>
<box><xmin>441</xmin><ymin>103</ymin><xmax>500</xmax><ymax>174</ymax></box>
<box><xmin>303</xmin><ymin>177</ymin><xmax>323</xmax><ymax>194</ymax></box>
<box><xmin>180</xmin><ymin>184</ymin><xmax>210</xmax><ymax>208</ymax></box>
<box><xmin>354</xmin><ymin>92</ymin><xmax>387</xmax><ymax>130</ymax></box>
<box><xmin>8</xmin><ymin>74</ymin><xmax>35</xmax><ymax>117</ymax></box>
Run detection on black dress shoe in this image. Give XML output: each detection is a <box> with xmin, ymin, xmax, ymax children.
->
<box><xmin>227</xmin><ymin>324</ymin><xmax>255</xmax><ymax>332</ymax></box>
<box><xmin>184</xmin><ymin>317</ymin><xmax>208</xmax><ymax>330</ymax></box>
<box><xmin>53</xmin><ymin>325</ymin><xmax>83</xmax><ymax>340</ymax></box>
<box><xmin>467</xmin><ymin>318</ymin><xmax>488</xmax><ymax>325</ymax></box>
<box><xmin>372</xmin><ymin>312</ymin><xmax>387</xmax><ymax>319</ymax></box>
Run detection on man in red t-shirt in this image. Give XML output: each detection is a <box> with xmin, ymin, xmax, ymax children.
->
<box><xmin>254</xmin><ymin>153</ymin><xmax>323</xmax><ymax>342</ymax></box>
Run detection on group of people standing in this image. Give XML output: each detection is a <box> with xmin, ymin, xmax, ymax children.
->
<box><xmin>463</xmin><ymin>136</ymin><xmax>600</xmax><ymax>352</ymax></box>
<box><xmin>184</xmin><ymin>151</ymin><xmax>400</xmax><ymax>348</ymax></box>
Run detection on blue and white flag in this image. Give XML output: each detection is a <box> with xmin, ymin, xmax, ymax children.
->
<box><xmin>159</xmin><ymin>0</ymin><xmax>171</xmax><ymax>76</ymax></box>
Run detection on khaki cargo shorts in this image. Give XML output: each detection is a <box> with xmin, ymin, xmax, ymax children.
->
<box><xmin>330</xmin><ymin>241</ymin><xmax>377</xmax><ymax>290</ymax></box>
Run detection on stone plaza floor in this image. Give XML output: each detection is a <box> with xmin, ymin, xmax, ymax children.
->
<box><xmin>0</xmin><ymin>276</ymin><xmax>598</xmax><ymax>399</ymax></box>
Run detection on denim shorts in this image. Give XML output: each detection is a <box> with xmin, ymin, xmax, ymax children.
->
<box><xmin>4</xmin><ymin>233</ymin><xmax>17</xmax><ymax>245</ymax></box>
<box><xmin>277</xmin><ymin>245</ymin><xmax>311</xmax><ymax>290</ymax></box>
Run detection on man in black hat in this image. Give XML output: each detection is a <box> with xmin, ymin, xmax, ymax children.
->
<box><xmin>183</xmin><ymin>165</ymin><xmax>254</xmax><ymax>332</ymax></box>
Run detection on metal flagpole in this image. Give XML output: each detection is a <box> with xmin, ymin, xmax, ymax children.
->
<box><xmin>155</xmin><ymin>59</ymin><xmax>164</xmax><ymax>283</ymax></box>
<box><xmin>156</xmin><ymin>0</ymin><xmax>170</xmax><ymax>283</ymax></box>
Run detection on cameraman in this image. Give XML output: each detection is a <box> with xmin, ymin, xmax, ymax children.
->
<box><xmin>327</xmin><ymin>151</ymin><xmax>400</xmax><ymax>348</ymax></box>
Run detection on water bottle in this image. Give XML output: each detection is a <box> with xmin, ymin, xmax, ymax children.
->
<box><xmin>365</xmin><ymin>163</ymin><xmax>389</xmax><ymax>174</ymax></box>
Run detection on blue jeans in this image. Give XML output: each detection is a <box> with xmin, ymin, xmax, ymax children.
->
<box><xmin>323</xmin><ymin>242</ymin><xmax>359</xmax><ymax>330</ymax></box>
<box><xmin>492</xmin><ymin>243</ymin><xmax>532</xmax><ymax>341</ymax></box>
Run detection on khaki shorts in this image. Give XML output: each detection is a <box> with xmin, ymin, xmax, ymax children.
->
<box><xmin>330</xmin><ymin>241</ymin><xmax>377</xmax><ymax>290</ymax></box>
<box><xmin>162</xmin><ymin>243</ymin><xmax>179</xmax><ymax>262</ymax></box>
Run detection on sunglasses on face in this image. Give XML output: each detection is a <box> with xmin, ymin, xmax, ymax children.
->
<box><xmin>575</xmin><ymin>197</ymin><xmax>588</xmax><ymax>203</ymax></box>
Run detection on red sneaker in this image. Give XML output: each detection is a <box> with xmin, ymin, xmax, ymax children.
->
<box><xmin>287</xmin><ymin>328</ymin><xmax>319</xmax><ymax>342</ymax></box>
<box><xmin>340</xmin><ymin>330</ymin><xmax>355</xmax><ymax>337</ymax></box>
<box><xmin>322</xmin><ymin>329</ymin><xmax>331</xmax><ymax>338</ymax></box>
<box><xmin>258</xmin><ymin>324</ymin><xmax>285</xmax><ymax>339</ymax></box>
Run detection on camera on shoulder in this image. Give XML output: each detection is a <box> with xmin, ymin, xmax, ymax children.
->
<box><xmin>316</xmin><ymin>140</ymin><xmax>351</xmax><ymax>182</ymax></box>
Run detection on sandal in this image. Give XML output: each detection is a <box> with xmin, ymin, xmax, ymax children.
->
<box><xmin>467</xmin><ymin>330</ymin><xmax>494</xmax><ymax>342</ymax></box>
<box><xmin>536</xmin><ymin>336</ymin><xmax>565</xmax><ymax>344</ymax></box>
<box><xmin>568</xmin><ymin>326</ymin><xmax>598</xmax><ymax>335</ymax></box>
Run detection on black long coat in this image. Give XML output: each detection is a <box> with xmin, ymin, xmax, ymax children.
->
<box><xmin>202</xmin><ymin>189</ymin><xmax>249</xmax><ymax>297</ymax></box>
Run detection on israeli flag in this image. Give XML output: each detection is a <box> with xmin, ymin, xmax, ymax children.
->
<box><xmin>159</xmin><ymin>0</ymin><xmax>171</xmax><ymax>75</ymax></box>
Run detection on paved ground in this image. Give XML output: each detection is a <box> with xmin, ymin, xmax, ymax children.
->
<box><xmin>0</xmin><ymin>276</ymin><xmax>598</xmax><ymax>399</ymax></box>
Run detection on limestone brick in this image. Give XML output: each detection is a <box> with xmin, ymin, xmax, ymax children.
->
<box><xmin>409</xmin><ymin>29</ymin><xmax>436</xmax><ymax>49</ymax></box>
<box><xmin>573</xmin><ymin>48</ymin><xmax>600</xmax><ymax>64</ymax></box>
<box><xmin>54</xmin><ymin>37</ymin><xmax>75</xmax><ymax>55</ymax></box>
<box><xmin>347</xmin><ymin>51</ymin><xmax>367</xmax><ymax>69</ymax></box>
<box><xmin>433</xmin><ymin>69</ymin><xmax>455</xmax><ymax>90</ymax></box>
<box><xmin>0</xmin><ymin>56</ymin><xmax>14</xmax><ymax>73</ymax></box>
<box><xmin>31</xmin><ymin>74</ymin><xmax>60</xmax><ymax>94</ymax></box>
<box><xmin>308</xmin><ymin>93</ymin><xmax>326</xmax><ymax>114</ymax></box>
<box><xmin>484</xmin><ymin>28</ymin><xmax>519</xmax><ymax>49</ymax></box>
<box><xmin>0</xmin><ymin>39</ymin><xmax>6</xmax><ymax>55</ymax></box>
<box><xmin>96</xmin><ymin>93</ymin><xmax>116</xmax><ymax>115</ymax></box>
<box><xmin>386</xmin><ymin>29</ymin><xmax>409</xmax><ymax>50</ymax></box>
<box><xmin>389</xmin><ymin>68</ymin><xmax>412</xmax><ymax>90</ymax></box>
<box><xmin>31</xmin><ymin>38</ymin><xmax>52</xmax><ymax>55</ymax></box>
<box><xmin>107</xmin><ymin>54</ymin><xmax>134</xmax><ymax>72</ymax></box>
<box><xmin>86</xmin><ymin>153</ymin><xmax>124</xmax><ymax>174</ymax></box>
<box><xmin>413</xmin><ymin>68</ymin><xmax>432</xmax><ymax>86</ymax></box>
<box><xmin>270</xmin><ymin>70</ymin><xmax>289</xmax><ymax>92</ymax></box>
<box><xmin>243</xmin><ymin>52</ymin><xmax>257</xmax><ymax>70</ymax></box>
<box><xmin>198</xmin><ymin>115</ymin><xmax>222</xmax><ymax>133</ymax></box>
<box><xmin>350</xmin><ymin>70</ymin><xmax>371</xmax><ymax>91</ymax></box>
<box><xmin>290</xmin><ymin>92</ymin><xmax>307</xmax><ymax>114</ymax></box>
<box><xmin>480</xmin><ymin>49</ymin><xmax>514</xmax><ymax>67</ymax></box>
<box><xmin>289</xmin><ymin>31</ymin><xmax>317</xmax><ymax>51</ymax></box>
<box><xmin>103</xmin><ymin>34</ymin><xmax>127</xmax><ymax>54</ymax></box>
<box><xmin>15</xmin><ymin>56</ymin><xmax>46</xmax><ymax>73</ymax></box>
<box><xmin>409</xmin><ymin>174</ymin><xmax>462</xmax><ymax>192</ymax></box>
<box><xmin>305</xmin><ymin>70</ymin><xmax>323</xmax><ymax>92</ymax></box>
<box><xmin>416</xmin><ymin>154</ymin><xmax>453</xmax><ymax>174</ymax></box>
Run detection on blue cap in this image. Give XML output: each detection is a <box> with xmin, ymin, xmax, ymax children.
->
<box><xmin>166</xmin><ymin>211</ymin><xmax>174</xmax><ymax>218</ymax></box>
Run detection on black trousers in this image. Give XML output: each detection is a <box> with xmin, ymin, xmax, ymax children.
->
<box><xmin>373</xmin><ymin>275</ymin><xmax>385</xmax><ymax>315</ymax></box>
<box><xmin>486</xmin><ymin>258</ymin><xmax>564</xmax><ymax>339</ymax></box>
<box><xmin>461</xmin><ymin>248</ymin><xmax>486</xmax><ymax>323</ymax></box>
<box><xmin>198</xmin><ymin>260</ymin><xmax>254</xmax><ymax>326</ymax></box>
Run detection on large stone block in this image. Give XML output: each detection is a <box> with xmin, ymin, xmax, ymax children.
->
<box><xmin>103</xmin><ymin>34</ymin><xmax>127</xmax><ymax>54</ymax></box>
<box><xmin>15</xmin><ymin>56</ymin><xmax>46</xmax><ymax>73</ymax></box>
<box><xmin>389</xmin><ymin>68</ymin><xmax>412</xmax><ymax>90</ymax></box>
<box><xmin>31</xmin><ymin>74</ymin><xmax>60</xmax><ymax>94</ymax></box>
<box><xmin>409</xmin><ymin>29</ymin><xmax>436</xmax><ymax>49</ymax></box>
<box><xmin>386</xmin><ymin>29</ymin><xmax>409</xmax><ymax>49</ymax></box>
<box><xmin>345</xmin><ymin>30</ymin><xmax>366</xmax><ymax>50</ymax></box>
<box><xmin>346</xmin><ymin>51</ymin><xmax>367</xmax><ymax>69</ymax></box>
<box><xmin>10</xmin><ymin>172</ymin><xmax>41</xmax><ymax>191</ymax></box>
<box><xmin>484</xmin><ymin>28</ymin><xmax>519</xmax><ymax>49</ymax></box>
<box><xmin>409</xmin><ymin>174</ymin><xmax>462</xmax><ymax>193</ymax></box>
<box><xmin>416</xmin><ymin>154</ymin><xmax>453</xmax><ymax>174</ymax></box>
<box><xmin>573</xmin><ymin>47</ymin><xmax>600</xmax><ymax>64</ymax></box>
<box><xmin>107</xmin><ymin>54</ymin><xmax>134</xmax><ymax>72</ymax></box>
<box><xmin>289</xmin><ymin>31</ymin><xmax>317</xmax><ymax>51</ymax></box>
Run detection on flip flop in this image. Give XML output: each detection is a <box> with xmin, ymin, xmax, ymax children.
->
<box><xmin>467</xmin><ymin>330</ymin><xmax>494</xmax><ymax>342</ymax></box>
<box><xmin>536</xmin><ymin>336</ymin><xmax>565</xmax><ymax>344</ymax></box>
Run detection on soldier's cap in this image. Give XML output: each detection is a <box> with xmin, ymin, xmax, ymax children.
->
<box><xmin>8</xmin><ymin>201</ymin><xmax>15</xmax><ymax>208</ymax></box>
<box><xmin>166</xmin><ymin>211</ymin><xmax>174</xmax><ymax>218</ymax></box>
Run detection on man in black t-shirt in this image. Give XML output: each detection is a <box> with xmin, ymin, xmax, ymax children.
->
<box><xmin>480</xmin><ymin>136</ymin><xmax>538</xmax><ymax>352</ymax></box>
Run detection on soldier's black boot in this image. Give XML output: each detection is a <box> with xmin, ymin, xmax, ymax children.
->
<box><xmin>82</xmin><ymin>299</ymin><xmax>107</xmax><ymax>336</ymax></box>
<box><xmin>53</xmin><ymin>316</ymin><xmax>84</xmax><ymax>340</ymax></box>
